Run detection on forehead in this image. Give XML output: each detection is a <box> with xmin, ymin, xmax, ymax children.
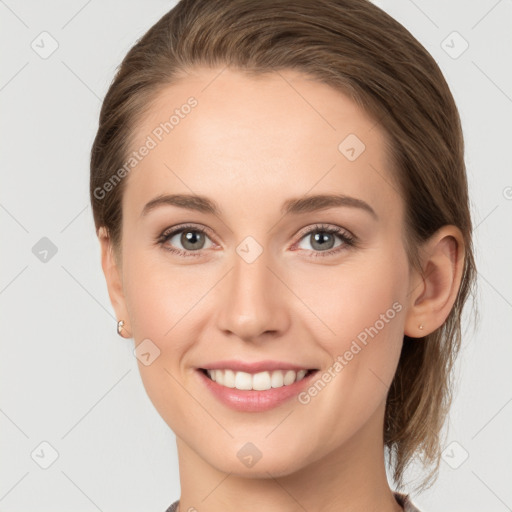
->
<box><xmin>124</xmin><ymin>67</ymin><xmax>400</xmax><ymax>222</ymax></box>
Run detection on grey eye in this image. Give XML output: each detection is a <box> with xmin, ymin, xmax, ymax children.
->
<box><xmin>298</xmin><ymin>230</ymin><xmax>343</xmax><ymax>252</ymax></box>
<box><xmin>167</xmin><ymin>229</ymin><xmax>213</xmax><ymax>251</ymax></box>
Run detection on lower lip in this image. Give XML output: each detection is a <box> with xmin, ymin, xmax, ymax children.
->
<box><xmin>196</xmin><ymin>369</ymin><xmax>318</xmax><ymax>412</ymax></box>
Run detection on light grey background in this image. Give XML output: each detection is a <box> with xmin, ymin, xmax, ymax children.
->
<box><xmin>1</xmin><ymin>1</ymin><xmax>511</xmax><ymax>511</ymax></box>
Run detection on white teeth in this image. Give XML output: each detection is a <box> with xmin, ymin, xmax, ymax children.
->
<box><xmin>223</xmin><ymin>369</ymin><xmax>236</xmax><ymax>388</ymax></box>
<box><xmin>296</xmin><ymin>369</ymin><xmax>307</xmax><ymax>380</ymax></box>
<box><xmin>283</xmin><ymin>370</ymin><xmax>296</xmax><ymax>385</ymax></box>
<box><xmin>271</xmin><ymin>370</ymin><xmax>284</xmax><ymax>388</ymax></box>
<box><xmin>214</xmin><ymin>369</ymin><xmax>224</xmax><ymax>386</ymax></box>
<box><xmin>205</xmin><ymin>368</ymin><xmax>310</xmax><ymax>390</ymax></box>
<box><xmin>235</xmin><ymin>371</ymin><xmax>253</xmax><ymax>390</ymax></box>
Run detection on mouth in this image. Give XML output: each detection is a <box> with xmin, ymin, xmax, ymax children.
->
<box><xmin>198</xmin><ymin>368</ymin><xmax>319</xmax><ymax>391</ymax></box>
<box><xmin>196</xmin><ymin>366</ymin><xmax>320</xmax><ymax>412</ymax></box>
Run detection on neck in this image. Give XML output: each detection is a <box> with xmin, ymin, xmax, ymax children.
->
<box><xmin>173</xmin><ymin>401</ymin><xmax>403</xmax><ymax>512</ymax></box>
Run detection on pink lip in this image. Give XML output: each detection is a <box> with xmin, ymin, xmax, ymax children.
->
<box><xmin>196</xmin><ymin>368</ymin><xmax>319</xmax><ymax>412</ymax></box>
<box><xmin>199</xmin><ymin>360</ymin><xmax>317</xmax><ymax>374</ymax></box>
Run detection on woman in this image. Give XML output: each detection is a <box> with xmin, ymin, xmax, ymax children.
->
<box><xmin>90</xmin><ymin>1</ymin><xmax>477</xmax><ymax>510</ymax></box>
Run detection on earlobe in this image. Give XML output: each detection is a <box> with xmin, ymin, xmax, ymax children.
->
<box><xmin>404</xmin><ymin>226</ymin><xmax>465</xmax><ymax>338</ymax></box>
<box><xmin>98</xmin><ymin>227</ymin><xmax>131</xmax><ymax>337</ymax></box>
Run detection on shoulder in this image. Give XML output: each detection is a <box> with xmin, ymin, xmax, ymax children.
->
<box><xmin>164</xmin><ymin>500</ymin><xmax>179</xmax><ymax>512</ymax></box>
<box><xmin>393</xmin><ymin>491</ymin><xmax>423</xmax><ymax>512</ymax></box>
<box><xmin>166</xmin><ymin>495</ymin><xmax>421</xmax><ymax>512</ymax></box>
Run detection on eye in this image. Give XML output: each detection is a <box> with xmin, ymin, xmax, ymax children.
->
<box><xmin>294</xmin><ymin>224</ymin><xmax>356</xmax><ymax>257</ymax></box>
<box><xmin>156</xmin><ymin>223</ymin><xmax>356</xmax><ymax>259</ymax></box>
<box><xmin>157</xmin><ymin>224</ymin><xmax>215</xmax><ymax>257</ymax></box>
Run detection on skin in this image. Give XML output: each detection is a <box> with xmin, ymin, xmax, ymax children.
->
<box><xmin>99</xmin><ymin>67</ymin><xmax>465</xmax><ymax>512</ymax></box>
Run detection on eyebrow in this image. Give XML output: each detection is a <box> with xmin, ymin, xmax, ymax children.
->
<box><xmin>140</xmin><ymin>193</ymin><xmax>378</xmax><ymax>220</ymax></box>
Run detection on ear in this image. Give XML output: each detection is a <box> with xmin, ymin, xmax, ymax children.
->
<box><xmin>404</xmin><ymin>225</ymin><xmax>465</xmax><ymax>338</ymax></box>
<box><xmin>98</xmin><ymin>227</ymin><xmax>131</xmax><ymax>338</ymax></box>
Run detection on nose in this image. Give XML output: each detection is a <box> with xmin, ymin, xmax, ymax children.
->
<box><xmin>215</xmin><ymin>246</ymin><xmax>291</xmax><ymax>342</ymax></box>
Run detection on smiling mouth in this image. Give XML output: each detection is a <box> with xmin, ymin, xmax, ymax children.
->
<box><xmin>199</xmin><ymin>368</ymin><xmax>318</xmax><ymax>391</ymax></box>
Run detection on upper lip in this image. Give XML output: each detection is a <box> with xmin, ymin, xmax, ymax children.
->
<box><xmin>199</xmin><ymin>360</ymin><xmax>318</xmax><ymax>374</ymax></box>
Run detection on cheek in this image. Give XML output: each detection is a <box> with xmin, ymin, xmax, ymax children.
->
<box><xmin>122</xmin><ymin>245</ymin><xmax>209</xmax><ymax>340</ymax></box>
<box><xmin>120</xmin><ymin>248</ymin><xmax>208</xmax><ymax>420</ymax></box>
<box><xmin>289</xmin><ymin>254</ymin><xmax>407</xmax><ymax>445</ymax></box>
<box><xmin>291</xmin><ymin>248</ymin><xmax>408</xmax><ymax>413</ymax></box>
<box><xmin>120</xmin><ymin>247</ymin><xmax>223</xmax><ymax>398</ymax></box>
<box><xmin>293</xmin><ymin>252</ymin><xmax>406</xmax><ymax>346</ymax></box>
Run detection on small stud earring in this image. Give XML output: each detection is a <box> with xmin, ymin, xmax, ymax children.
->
<box><xmin>117</xmin><ymin>320</ymin><xmax>125</xmax><ymax>337</ymax></box>
<box><xmin>419</xmin><ymin>324</ymin><xmax>424</xmax><ymax>330</ymax></box>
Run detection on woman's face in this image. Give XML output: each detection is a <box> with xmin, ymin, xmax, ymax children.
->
<box><xmin>110</xmin><ymin>67</ymin><xmax>416</xmax><ymax>475</ymax></box>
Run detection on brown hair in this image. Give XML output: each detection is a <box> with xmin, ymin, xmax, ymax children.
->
<box><xmin>90</xmin><ymin>0</ymin><xmax>477</xmax><ymax>493</ymax></box>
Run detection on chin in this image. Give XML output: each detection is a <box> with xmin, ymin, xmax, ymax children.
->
<box><xmin>203</xmin><ymin>440</ymin><xmax>309</xmax><ymax>478</ymax></box>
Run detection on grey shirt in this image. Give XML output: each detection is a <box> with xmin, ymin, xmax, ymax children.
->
<box><xmin>164</xmin><ymin>491</ymin><xmax>422</xmax><ymax>511</ymax></box>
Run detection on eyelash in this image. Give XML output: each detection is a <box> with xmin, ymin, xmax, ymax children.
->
<box><xmin>156</xmin><ymin>223</ymin><xmax>357</xmax><ymax>259</ymax></box>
